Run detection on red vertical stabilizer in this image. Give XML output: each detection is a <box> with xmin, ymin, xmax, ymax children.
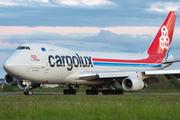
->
<box><xmin>147</xmin><ymin>11</ymin><xmax>177</xmax><ymax>55</ymax></box>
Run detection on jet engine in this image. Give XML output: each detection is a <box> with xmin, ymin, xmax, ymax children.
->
<box><xmin>4</xmin><ymin>74</ymin><xmax>40</xmax><ymax>89</ymax></box>
<box><xmin>4</xmin><ymin>74</ymin><xmax>17</xmax><ymax>85</ymax></box>
<box><xmin>17</xmin><ymin>80</ymin><xmax>26</xmax><ymax>89</ymax></box>
<box><xmin>122</xmin><ymin>77</ymin><xmax>146</xmax><ymax>91</ymax></box>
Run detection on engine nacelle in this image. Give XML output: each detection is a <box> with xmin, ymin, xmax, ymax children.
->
<box><xmin>5</xmin><ymin>74</ymin><xmax>40</xmax><ymax>90</ymax></box>
<box><xmin>122</xmin><ymin>77</ymin><xmax>145</xmax><ymax>91</ymax></box>
<box><xmin>17</xmin><ymin>80</ymin><xmax>26</xmax><ymax>89</ymax></box>
<box><xmin>4</xmin><ymin>74</ymin><xmax>17</xmax><ymax>85</ymax></box>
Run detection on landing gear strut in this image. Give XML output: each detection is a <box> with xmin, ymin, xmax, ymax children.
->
<box><xmin>63</xmin><ymin>85</ymin><xmax>76</xmax><ymax>95</ymax></box>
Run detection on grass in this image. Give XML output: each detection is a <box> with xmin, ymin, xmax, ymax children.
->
<box><xmin>0</xmin><ymin>95</ymin><xmax>180</xmax><ymax>120</ymax></box>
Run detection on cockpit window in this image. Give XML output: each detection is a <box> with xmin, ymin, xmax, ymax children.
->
<box><xmin>16</xmin><ymin>46</ymin><xmax>31</xmax><ymax>50</ymax></box>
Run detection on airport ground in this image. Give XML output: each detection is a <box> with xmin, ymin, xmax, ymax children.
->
<box><xmin>1</xmin><ymin>75</ymin><xmax>180</xmax><ymax>119</ymax></box>
<box><xmin>0</xmin><ymin>94</ymin><xmax>180</xmax><ymax>120</ymax></box>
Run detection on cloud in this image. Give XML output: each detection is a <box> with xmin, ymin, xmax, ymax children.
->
<box><xmin>0</xmin><ymin>0</ymin><xmax>48</xmax><ymax>6</ymax></box>
<box><xmin>2</xmin><ymin>29</ymin><xmax>180</xmax><ymax>56</ymax></box>
<box><xmin>0</xmin><ymin>0</ymin><xmax>115</xmax><ymax>7</ymax></box>
<box><xmin>0</xmin><ymin>26</ymin><xmax>173</xmax><ymax>36</ymax></box>
<box><xmin>0</xmin><ymin>30</ymin><xmax>154</xmax><ymax>53</ymax></box>
<box><xmin>58</xmin><ymin>0</ymin><xmax>114</xmax><ymax>6</ymax></box>
<box><xmin>0</xmin><ymin>40</ymin><xmax>18</xmax><ymax>47</ymax></box>
<box><xmin>2</xmin><ymin>26</ymin><xmax>180</xmax><ymax>37</ymax></box>
<box><xmin>148</xmin><ymin>2</ymin><xmax>180</xmax><ymax>12</ymax></box>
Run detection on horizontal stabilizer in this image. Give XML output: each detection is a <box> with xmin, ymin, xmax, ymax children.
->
<box><xmin>161</xmin><ymin>59</ymin><xmax>180</xmax><ymax>64</ymax></box>
<box><xmin>145</xmin><ymin>69</ymin><xmax>180</xmax><ymax>75</ymax></box>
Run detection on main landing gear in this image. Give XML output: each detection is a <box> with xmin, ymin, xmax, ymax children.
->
<box><xmin>86</xmin><ymin>86</ymin><xmax>99</xmax><ymax>95</ymax></box>
<box><xmin>102</xmin><ymin>89</ymin><xmax>123</xmax><ymax>95</ymax></box>
<box><xmin>85</xmin><ymin>85</ymin><xmax>124</xmax><ymax>95</ymax></box>
<box><xmin>63</xmin><ymin>85</ymin><xmax>76</xmax><ymax>95</ymax></box>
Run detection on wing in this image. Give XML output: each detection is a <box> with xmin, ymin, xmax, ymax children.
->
<box><xmin>79</xmin><ymin>71</ymin><xmax>136</xmax><ymax>80</ymax></box>
<box><xmin>78</xmin><ymin>69</ymin><xmax>180</xmax><ymax>82</ymax></box>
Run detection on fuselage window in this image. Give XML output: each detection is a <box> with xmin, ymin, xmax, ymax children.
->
<box><xmin>17</xmin><ymin>46</ymin><xmax>31</xmax><ymax>50</ymax></box>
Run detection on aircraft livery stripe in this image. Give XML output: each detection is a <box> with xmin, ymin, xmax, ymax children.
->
<box><xmin>92</xmin><ymin>54</ymin><xmax>166</xmax><ymax>64</ymax></box>
<box><xmin>93</xmin><ymin>62</ymin><xmax>162</xmax><ymax>67</ymax></box>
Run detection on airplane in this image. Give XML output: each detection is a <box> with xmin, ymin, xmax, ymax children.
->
<box><xmin>3</xmin><ymin>11</ymin><xmax>180</xmax><ymax>96</ymax></box>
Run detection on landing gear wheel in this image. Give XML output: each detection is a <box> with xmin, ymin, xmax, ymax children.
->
<box><xmin>86</xmin><ymin>89</ymin><xmax>98</xmax><ymax>95</ymax></box>
<box><xmin>86</xmin><ymin>89</ymin><xmax>90</xmax><ymax>95</ymax></box>
<box><xmin>24</xmin><ymin>89</ymin><xmax>33</xmax><ymax>96</ymax></box>
<box><xmin>115</xmin><ymin>89</ymin><xmax>121</xmax><ymax>94</ymax></box>
<box><xmin>28</xmin><ymin>89</ymin><xmax>33</xmax><ymax>96</ymax></box>
<box><xmin>64</xmin><ymin>89</ymin><xmax>68</xmax><ymax>95</ymax></box>
<box><xmin>73</xmin><ymin>89</ymin><xmax>76</xmax><ymax>95</ymax></box>
<box><xmin>63</xmin><ymin>89</ymin><xmax>76</xmax><ymax>95</ymax></box>
<box><xmin>94</xmin><ymin>90</ymin><xmax>98</xmax><ymax>95</ymax></box>
<box><xmin>112</xmin><ymin>90</ymin><xmax>116</xmax><ymax>95</ymax></box>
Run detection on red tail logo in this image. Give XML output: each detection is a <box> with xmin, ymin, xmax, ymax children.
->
<box><xmin>160</xmin><ymin>25</ymin><xmax>170</xmax><ymax>50</ymax></box>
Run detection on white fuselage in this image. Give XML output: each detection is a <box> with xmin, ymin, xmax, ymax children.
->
<box><xmin>3</xmin><ymin>43</ymin><xmax>173</xmax><ymax>85</ymax></box>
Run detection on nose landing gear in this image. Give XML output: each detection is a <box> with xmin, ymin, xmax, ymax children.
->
<box><xmin>24</xmin><ymin>89</ymin><xmax>33</xmax><ymax>96</ymax></box>
<box><xmin>23</xmin><ymin>80</ymin><xmax>33</xmax><ymax>96</ymax></box>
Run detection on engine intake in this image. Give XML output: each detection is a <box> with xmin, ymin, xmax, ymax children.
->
<box><xmin>4</xmin><ymin>74</ymin><xmax>17</xmax><ymax>85</ymax></box>
<box><xmin>122</xmin><ymin>77</ymin><xmax>145</xmax><ymax>91</ymax></box>
<box><xmin>17</xmin><ymin>80</ymin><xmax>26</xmax><ymax>89</ymax></box>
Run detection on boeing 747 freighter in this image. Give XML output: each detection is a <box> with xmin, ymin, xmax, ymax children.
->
<box><xmin>3</xmin><ymin>11</ymin><xmax>180</xmax><ymax>95</ymax></box>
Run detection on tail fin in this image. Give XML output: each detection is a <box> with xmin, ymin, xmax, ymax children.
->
<box><xmin>147</xmin><ymin>11</ymin><xmax>177</xmax><ymax>55</ymax></box>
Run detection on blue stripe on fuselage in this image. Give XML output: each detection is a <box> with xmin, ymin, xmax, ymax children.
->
<box><xmin>93</xmin><ymin>62</ymin><xmax>162</xmax><ymax>68</ymax></box>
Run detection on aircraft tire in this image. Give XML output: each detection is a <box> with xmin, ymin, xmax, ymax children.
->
<box><xmin>94</xmin><ymin>90</ymin><xmax>98</xmax><ymax>95</ymax></box>
<box><xmin>112</xmin><ymin>90</ymin><xmax>116</xmax><ymax>95</ymax></box>
<box><xmin>102</xmin><ymin>90</ymin><xmax>107</xmax><ymax>95</ymax></box>
<box><xmin>115</xmin><ymin>90</ymin><xmax>121</xmax><ymax>94</ymax></box>
<box><xmin>86</xmin><ymin>89</ymin><xmax>91</xmax><ymax>95</ymax></box>
<box><xmin>64</xmin><ymin>89</ymin><xmax>68</xmax><ymax>95</ymax></box>
<box><xmin>73</xmin><ymin>89</ymin><xmax>76</xmax><ymax>95</ymax></box>
<box><xmin>91</xmin><ymin>90</ymin><xmax>98</xmax><ymax>95</ymax></box>
<box><xmin>28</xmin><ymin>89</ymin><xmax>33</xmax><ymax>96</ymax></box>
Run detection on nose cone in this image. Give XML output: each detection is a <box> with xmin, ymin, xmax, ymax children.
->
<box><xmin>3</xmin><ymin>58</ymin><xmax>14</xmax><ymax>74</ymax></box>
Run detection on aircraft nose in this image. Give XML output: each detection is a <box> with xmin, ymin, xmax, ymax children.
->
<box><xmin>3</xmin><ymin>58</ymin><xmax>14</xmax><ymax>74</ymax></box>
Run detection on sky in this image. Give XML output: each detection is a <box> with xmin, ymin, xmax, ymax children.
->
<box><xmin>1</xmin><ymin>0</ymin><xmax>180</xmax><ymax>77</ymax></box>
